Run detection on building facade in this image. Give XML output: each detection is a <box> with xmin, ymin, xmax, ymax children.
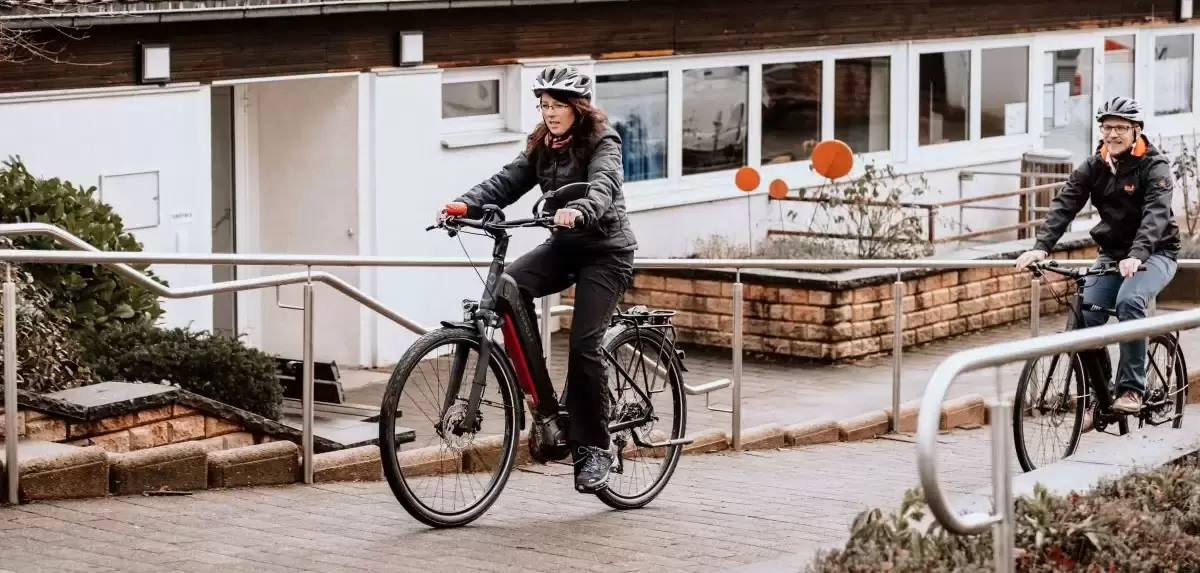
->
<box><xmin>0</xmin><ymin>0</ymin><xmax>1195</xmax><ymax>367</ymax></box>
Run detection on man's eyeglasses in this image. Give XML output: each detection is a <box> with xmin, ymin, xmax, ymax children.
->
<box><xmin>1100</xmin><ymin>124</ymin><xmax>1135</xmax><ymax>135</ymax></box>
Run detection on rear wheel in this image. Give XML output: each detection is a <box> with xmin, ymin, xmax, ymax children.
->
<box><xmin>378</xmin><ymin>327</ymin><xmax>522</xmax><ymax>528</ymax></box>
<box><xmin>593</xmin><ymin>325</ymin><xmax>687</xmax><ymax>510</ymax></box>
<box><xmin>1141</xmin><ymin>333</ymin><xmax>1187</xmax><ymax>430</ymax></box>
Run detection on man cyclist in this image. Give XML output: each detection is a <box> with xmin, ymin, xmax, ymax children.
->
<box><xmin>1015</xmin><ymin>95</ymin><xmax>1180</xmax><ymax>414</ymax></box>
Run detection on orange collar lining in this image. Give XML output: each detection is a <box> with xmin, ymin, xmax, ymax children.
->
<box><xmin>1101</xmin><ymin>136</ymin><xmax>1146</xmax><ymax>160</ymax></box>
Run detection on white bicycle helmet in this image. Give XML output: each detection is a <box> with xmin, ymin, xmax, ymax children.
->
<box><xmin>1095</xmin><ymin>96</ymin><xmax>1145</xmax><ymax>126</ymax></box>
<box><xmin>532</xmin><ymin>64</ymin><xmax>593</xmax><ymax>99</ymax></box>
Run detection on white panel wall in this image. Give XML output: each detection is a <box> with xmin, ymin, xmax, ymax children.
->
<box><xmin>0</xmin><ymin>85</ymin><xmax>214</xmax><ymax>332</ymax></box>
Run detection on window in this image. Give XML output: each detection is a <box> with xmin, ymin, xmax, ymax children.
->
<box><xmin>761</xmin><ymin>61</ymin><xmax>821</xmax><ymax>164</ymax></box>
<box><xmin>682</xmin><ymin>66</ymin><xmax>748</xmax><ymax>175</ymax></box>
<box><xmin>834</xmin><ymin>56</ymin><xmax>890</xmax><ymax>153</ymax></box>
<box><xmin>918</xmin><ymin>50</ymin><xmax>970</xmax><ymax>145</ymax></box>
<box><xmin>1104</xmin><ymin>35</ymin><xmax>1136</xmax><ymax>101</ymax></box>
<box><xmin>981</xmin><ymin>46</ymin><xmax>1029</xmax><ymax>137</ymax></box>
<box><xmin>442</xmin><ymin>79</ymin><xmax>500</xmax><ymax>119</ymax></box>
<box><xmin>1155</xmin><ymin>34</ymin><xmax>1193</xmax><ymax>116</ymax></box>
<box><xmin>597</xmin><ymin>72</ymin><xmax>668</xmax><ymax>182</ymax></box>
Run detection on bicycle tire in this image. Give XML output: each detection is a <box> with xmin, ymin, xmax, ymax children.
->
<box><xmin>593</xmin><ymin>325</ymin><xmax>687</xmax><ymax>510</ymax></box>
<box><xmin>1013</xmin><ymin>351</ymin><xmax>1087</xmax><ymax>473</ymax></box>
<box><xmin>378</xmin><ymin>327</ymin><xmax>522</xmax><ymax>528</ymax></box>
<box><xmin>1146</xmin><ymin>333</ymin><xmax>1187</xmax><ymax>430</ymax></box>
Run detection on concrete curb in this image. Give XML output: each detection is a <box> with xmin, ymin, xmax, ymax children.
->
<box><xmin>208</xmin><ymin>440</ymin><xmax>299</xmax><ymax>489</ymax></box>
<box><xmin>109</xmin><ymin>441</ymin><xmax>207</xmax><ymax>495</ymax></box>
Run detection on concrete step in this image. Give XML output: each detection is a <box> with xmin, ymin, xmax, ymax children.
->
<box><xmin>276</xmin><ymin>412</ymin><xmax>410</xmax><ymax>450</ymax></box>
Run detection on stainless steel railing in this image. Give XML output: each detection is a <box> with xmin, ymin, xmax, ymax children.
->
<box><xmin>915</xmin><ymin>304</ymin><xmax>1200</xmax><ymax>573</ymax></box>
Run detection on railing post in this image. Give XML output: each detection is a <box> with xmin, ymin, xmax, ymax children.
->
<box><xmin>990</xmin><ymin>366</ymin><xmax>1015</xmax><ymax>573</ymax></box>
<box><xmin>731</xmin><ymin>271</ymin><xmax>743</xmax><ymax>451</ymax></box>
<box><xmin>301</xmin><ymin>271</ymin><xmax>315</xmax><ymax>485</ymax></box>
<box><xmin>892</xmin><ymin>269</ymin><xmax>904</xmax><ymax>432</ymax></box>
<box><xmin>540</xmin><ymin>295</ymin><xmax>552</xmax><ymax>362</ymax></box>
<box><xmin>1030</xmin><ymin>277</ymin><xmax>1041</xmax><ymax>337</ymax></box>
<box><xmin>4</xmin><ymin>264</ymin><xmax>18</xmax><ymax>505</ymax></box>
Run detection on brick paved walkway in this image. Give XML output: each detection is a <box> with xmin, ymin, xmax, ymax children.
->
<box><xmin>0</xmin><ymin>429</ymin><xmax>1003</xmax><ymax>573</ymax></box>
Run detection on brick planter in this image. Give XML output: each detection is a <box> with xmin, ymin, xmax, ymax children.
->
<box><xmin>562</xmin><ymin>235</ymin><xmax>1098</xmax><ymax>362</ymax></box>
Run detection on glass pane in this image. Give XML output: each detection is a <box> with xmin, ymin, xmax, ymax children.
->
<box><xmin>1104</xmin><ymin>35</ymin><xmax>1136</xmax><ymax>100</ymax></box>
<box><xmin>442</xmin><ymin>80</ymin><xmax>500</xmax><ymax>119</ymax></box>
<box><xmin>597</xmin><ymin>72</ymin><xmax>669</xmax><ymax>182</ymax></box>
<box><xmin>761</xmin><ymin>61</ymin><xmax>821</xmax><ymax>164</ymax></box>
<box><xmin>1155</xmin><ymin>34</ymin><xmax>1193</xmax><ymax>116</ymax></box>
<box><xmin>834</xmin><ymin>56</ymin><xmax>891</xmax><ymax>154</ymax></box>
<box><xmin>1042</xmin><ymin>48</ymin><xmax>1094</xmax><ymax>163</ymax></box>
<box><xmin>682</xmin><ymin>66</ymin><xmax>748</xmax><ymax>175</ymax></box>
<box><xmin>981</xmin><ymin>46</ymin><xmax>1029</xmax><ymax>137</ymax></box>
<box><xmin>918</xmin><ymin>50</ymin><xmax>970</xmax><ymax>145</ymax></box>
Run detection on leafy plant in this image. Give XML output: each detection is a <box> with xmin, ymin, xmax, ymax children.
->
<box><xmin>75</xmin><ymin>322</ymin><xmax>283</xmax><ymax>420</ymax></box>
<box><xmin>0</xmin><ymin>250</ymin><xmax>90</xmax><ymax>394</ymax></box>
<box><xmin>0</xmin><ymin>156</ymin><xmax>167</xmax><ymax>333</ymax></box>
<box><xmin>806</xmin><ymin>459</ymin><xmax>1200</xmax><ymax>572</ymax></box>
<box><xmin>783</xmin><ymin>162</ymin><xmax>950</xmax><ymax>260</ymax></box>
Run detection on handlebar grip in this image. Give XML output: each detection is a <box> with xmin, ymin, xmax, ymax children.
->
<box><xmin>574</xmin><ymin>215</ymin><xmax>585</xmax><ymax>228</ymax></box>
<box><xmin>445</xmin><ymin>202</ymin><xmax>468</xmax><ymax>217</ymax></box>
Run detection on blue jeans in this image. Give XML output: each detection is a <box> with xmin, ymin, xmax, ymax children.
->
<box><xmin>1077</xmin><ymin>253</ymin><xmax>1177</xmax><ymax>396</ymax></box>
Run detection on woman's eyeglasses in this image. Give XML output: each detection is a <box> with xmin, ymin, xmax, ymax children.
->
<box><xmin>536</xmin><ymin>103</ymin><xmax>571</xmax><ymax>113</ymax></box>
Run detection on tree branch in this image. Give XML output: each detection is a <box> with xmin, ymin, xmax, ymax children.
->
<box><xmin>0</xmin><ymin>0</ymin><xmax>98</xmax><ymax>64</ymax></box>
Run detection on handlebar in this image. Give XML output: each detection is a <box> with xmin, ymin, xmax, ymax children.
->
<box><xmin>1024</xmin><ymin>259</ymin><xmax>1146</xmax><ymax>279</ymax></box>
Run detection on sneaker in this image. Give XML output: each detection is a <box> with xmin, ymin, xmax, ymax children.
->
<box><xmin>573</xmin><ymin>445</ymin><xmax>613</xmax><ymax>493</ymax></box>
<box><xmin>1112</xmin><ymin>391</ymin><xmax>1143</xmax><ymax>414</ymax></box>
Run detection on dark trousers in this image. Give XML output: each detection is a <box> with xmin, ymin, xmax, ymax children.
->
<box><xmin>505</xmin><ymin>242</ymin><xmax>634</xmax><ymax>451</ymax></box>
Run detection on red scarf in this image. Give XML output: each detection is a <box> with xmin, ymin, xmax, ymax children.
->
<box><xmin>545</xmin><ymin>133</ymin><xmax>573</xmax><ymax>149</ymax></box>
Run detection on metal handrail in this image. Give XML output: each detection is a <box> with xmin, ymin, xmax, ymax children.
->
<box><xmin>916</xmin><ymin>305</ymin><xmax>1200</xmax><ymax>572</ymax></box>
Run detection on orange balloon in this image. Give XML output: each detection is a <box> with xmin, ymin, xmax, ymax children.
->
<box><xmin>810</xmin><ymin>139</ymin><xmax>854</xmax><ymax>179</ymax></box>
<box><xmin>767</xmin><ymin>179</ymin><xmax>789</xmax><ymax>200</ymax></box>
<box><xmin>734</xmin><ymin>166</ymin><xmax>760</xmax><ymax>192</ymax></box>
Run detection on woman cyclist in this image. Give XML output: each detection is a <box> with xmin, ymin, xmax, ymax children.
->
<box><xmin>436</xmin><ymin>64</ymin><xmax>638</xmax><ymax>494</ymax></box>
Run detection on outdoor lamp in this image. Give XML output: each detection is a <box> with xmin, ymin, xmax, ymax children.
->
<box><xmin>138</xmin><ymin>43</ymin><xmax>171</xmax><ymax>84</ymax></box>
<box><xmin>396</xmin><ymin>31</ymin><xmax>424</xmax><ymax>66</ymax></box>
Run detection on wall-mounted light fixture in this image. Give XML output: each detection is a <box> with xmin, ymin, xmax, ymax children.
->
<box><xmin>396</xmin><ymin>31</ymin><xmax>424</xmax><ymax>67</ymax></box>
<box><xmin>138</xmin><ymin>42</ymin><xmax>171</xmax><ymax>84</ymax></box>
<box><xmin>1183</xmin><ymin>0</ymin><xmax>1194</xmax><ymax>21</ymax></box>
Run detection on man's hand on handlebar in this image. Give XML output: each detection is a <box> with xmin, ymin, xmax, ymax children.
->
<box><xmin>1118</xmin><ymin>257</ymin><xmax>1143</xmax><ymax>279</ymax></box>
<box><xmin>1014</xmin><ymin>249</ymin><xmax>1047</xmax><ymax>269</ymax></box>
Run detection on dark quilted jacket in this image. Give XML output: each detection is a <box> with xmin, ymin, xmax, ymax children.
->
<box><xmin>454</xmin><ymin>124</ymin><xmax>638</xmax><ymax>253</ymax></box>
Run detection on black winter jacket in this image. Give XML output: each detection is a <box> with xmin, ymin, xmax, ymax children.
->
<box><xmin>454</xmin><ymin>124</ymin><xmax>638</xmax><ymax>254</ymax></box>
<box><xmin>1034</xmin><ymin>136</ymin><xmax>1181</xmax><ymax>262</ymax></box>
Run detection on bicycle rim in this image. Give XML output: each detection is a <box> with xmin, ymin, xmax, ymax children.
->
<box><xmin>1013</xmin><ymin>352</ymin><xmax>1086</xmax><ymax>472</ymax></box>
<box><xmin>594</xmin><ymin>326</ymin><xmax>686</xmax><ymax>510</ymax></box>
<box><xmin>378</xmin><ymin>327</ymin><xmax>521</xmax><ymax>528</ymax></box>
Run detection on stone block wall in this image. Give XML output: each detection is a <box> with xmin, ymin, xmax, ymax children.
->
<box><xmin>2</xmin><ymin>404</ymin><xmax>253</xmax><ymax>454</ymax></box>
<box><xmin>562</xmin><ymin>244</ymin><xmax>1098</xmax><ymax>362</ymax></box>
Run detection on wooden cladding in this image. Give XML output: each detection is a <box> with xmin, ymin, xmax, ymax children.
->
<box><xmin>0</xmin><ymin>0</ymin><xmax>1178</xmax><ymax>94</ymax></box>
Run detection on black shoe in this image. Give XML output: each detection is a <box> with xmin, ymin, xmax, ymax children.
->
<box><xmin>573</xmin><ymin>445</ymin><xmax>613</xmax><ymax>493</ymax></box>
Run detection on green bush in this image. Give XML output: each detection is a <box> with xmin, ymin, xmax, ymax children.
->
<box><xmin>76</xmin><ymin>323</ymin><xmax>283</xmax><ymax>420</ymax></box>
<box><xmin>0</xmin><ymin>251</ymin><xmax>90</xmax><ymax>394</ymax></box>
<box><xmin>806</xmin><ymin>459</ymin><xmax>1200</xmax><ymax>572</ymax></box>
<box><xmin>0</xmin><ymin>156</ymin><xmax>167</xmax><ymax>332</ymax></box>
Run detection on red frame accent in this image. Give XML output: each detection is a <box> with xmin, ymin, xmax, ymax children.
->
<box><xmin>500</xmin><ymin>316</ymin><xmax>538</xmax><ymax>406</ymax></box>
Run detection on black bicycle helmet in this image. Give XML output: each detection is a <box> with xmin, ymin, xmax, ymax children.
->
<box><xmin>1095</xmin><ymin>96</ymin><xmax>1145</xmax><ymax>126</ymax></box>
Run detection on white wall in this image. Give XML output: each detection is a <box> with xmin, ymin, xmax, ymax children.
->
<box><xmin>0</xmin><ymin>85</ymin><xmax>214</xmax><ymax>332</ymax></box>
<box><xmin>236</xmin><ymin>76</ymin><xmax>363</xmax><ymax>366</ymax></box>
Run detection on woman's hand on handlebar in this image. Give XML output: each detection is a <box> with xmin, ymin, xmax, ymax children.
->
<box><xmin>553</xmin><ymin>207</ymin><xmax>584</xmax><ymax>229</ymax></box>
<box><xmin>435</xmin><ymin>202</ymin><xmax>468</xmax><ymax>224</ymax></box>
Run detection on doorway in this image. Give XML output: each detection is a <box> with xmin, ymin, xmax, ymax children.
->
<box><xmin>1041</xmin><ymin>47</ymin><xmax>1095</xmax><ymax>164</ymax></box>
<box><xmin>211</xmin><ymin>85</ymin><xmax>238</xmax><ymax>338</ymax></box>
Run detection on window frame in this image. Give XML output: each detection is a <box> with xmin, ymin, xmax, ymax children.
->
<box><xmin>440</xmin><ymin>67</ymin><xmax>507</xmax><ymax>134</ymax></box>
<box><xmin>1148</xmin><ymin>28</ymin><xmax>1198</xmax><ymax>120</ymax></box>
<box><xmin>594</xmin><ymin>42</ymin><xmax>902</xmax><ymax>202</ymax></box>
<box><xmin>907</xmin><ymin>35</ymin><xmax>1037</xmax><ymax>163</ymax></box>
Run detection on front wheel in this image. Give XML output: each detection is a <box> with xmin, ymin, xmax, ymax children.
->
<box><xmin>1013</xmin><ymin>351</ymin><xmax>1087</xmax><ymax>472</ymax></box>
<box><xmin>594</xmin><ymin>325</ymin><xmax>687</xmax><ymax>510</ymax></box>
<box><xmin>378</xmin><ymin>327</ymin><xmax>522</xmax><ymax>528</ymax></box>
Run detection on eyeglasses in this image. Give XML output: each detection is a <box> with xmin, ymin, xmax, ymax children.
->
<box><xmin>1100</xmin><ymin>124</ymin><xmax>1134</xmax><ymax>135</ymax></box>
<box><xmin>536</xmin><ymin>103</ymin><xmax>571</xmax><ymax>113</ymax></box>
